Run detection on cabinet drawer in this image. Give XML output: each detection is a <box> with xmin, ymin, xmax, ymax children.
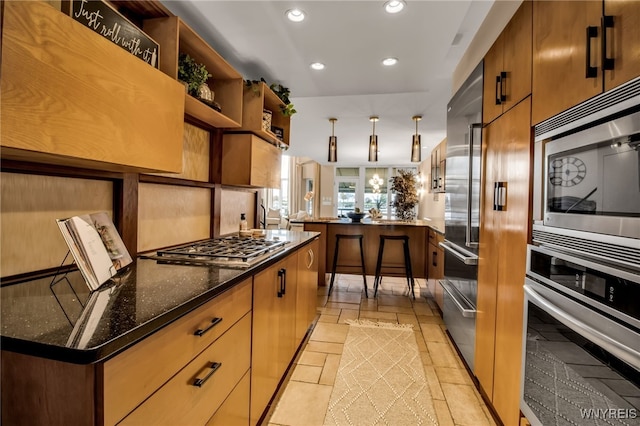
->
<box><xmin>103</xmin><ymin>279</ymin><xmax>252</xmax><ymax>426</ymax></box>
<box><xmin>206</xmin><ymin>370</ymin><xmax>250</xmax><ymax>426</ymax></box>
<box><xmin>120</xmin><ymin>313</ymin><xmax>252</xmax><ymax>426</ymax></box>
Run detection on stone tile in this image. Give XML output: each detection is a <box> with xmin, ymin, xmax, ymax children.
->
<box><xmin>358</xmin><ymin>311</ymin><xmax>398</xmax><ymax>322</ymax></box>
<box><xmin>377</xmin><ymin>294</ymin><xmax>413</xmax><ymax>308</ymax></box>
<box><xmin>290</xmin><ymin>365</ymin><xmax>323</xmax><ymax>383</ymax></box>
<box><xmin>324</xmin><ymin>301</ymin><xmax>360</xmax><ymax>310</ymax></box>
<box><xmin>310</xmin><ymin>322</ymin><xmax>349</xmax><ymax>344</ymax></box>
<box><xmin>435</xmin><ymin>367</ymin><xmax>473</xmax><ymax>385</ymax></box>
<box><xmin>421</xmin><ymin>323</ymin><xmax>448</xmax><ymax>343</ymax></box>
<box><xmin>305</xmin><ymin>341</ymin><xmax>344</xmax><ymax>355</ymax></box>
<box><xmin>317</xmin><ymin>314</ymin><xmax>339</xmax><ymax>323</ymax></box>
<box><xmin>377</xmin><ymin>305</ymin><xmax>415</xmax><ymax>314</ymax></box>
<box><xmin>318</xmin><ymin>307</ymin><xmax>341</xmax><ymax>316</ymax></box>
<box><xmin>420</xmin><ymin>350</ymin><xmax>433</xmax><ymax>366</ymax></box>
<box><xmin>319</xmin><ymin>353</ymin><xmax>342</xmax><ymax>386</ymax></box>
<box><xmin>413</xmin><ymin>303</ymin><xmax>435</xmax><ymax>315</ymax></box>
<box><xmin>426</xmin><ymin>341</ymin><xmax>459</xmax><ymax>368</ymax></box>
<box><xmin>337</xmin><ymin>309</ymin><xmax>359</xmax><ymax>324</ymax></box>
<box><xmin>346</xmin><ymin>281</ymin><xmax>369</xmax><ymax>293</ymax></box>
<box><xmin>423</xmin><ymin>365</ymin><xmax>445</xmax><ymax>400</ymax></box>
<box><xmin>397</xmin><ymin>313</ymin><xmax>419</xmax><ymax>326</ymax></box>
<box><xmin>269</xmin><ymin>381</ymin><xmax>333</xmax><ymax>426</ymax></box>
<box><xmin>433</xmin><ymin>400</ymin><xmax>455</xmax><ymax>426</ymax></box>
<box><xmin>298</xmin><ymin>351</ymin><xmax>327</xmax><ymax>367</ymax></box>
<box><xmin>414</xmin><ymin>331</ymin><xmax>427</xmax><ymax>352</ymax></box>
<box><xmin>360</xmin><ymin>298</ymin><xmax>378</xmax><ymax>311</ymax></box>
<box><xmin>418</xmin><ymin>315</ymin><xmax>444</xmax><ymax>325</ymax></box>
<box><xmin>327</xmin><ymin>291</ymin><xmax>362</xmax><ymax>304</ymax></box>
<box><xmin>441</xmin><ymin>383</ymin><xmax>493</xmax><ymax>426</ymax></box>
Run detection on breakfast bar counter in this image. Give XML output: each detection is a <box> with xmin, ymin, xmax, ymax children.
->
<box><xmin>303</xmin><ymin>218</ymin><xmax>444</xmax><ymax>285</ymax></box>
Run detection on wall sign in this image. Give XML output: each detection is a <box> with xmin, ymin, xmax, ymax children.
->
<box><xmin>70</xmin><ymin>0</ymin><xmax>159</xmax><ymax>68</ymax></box>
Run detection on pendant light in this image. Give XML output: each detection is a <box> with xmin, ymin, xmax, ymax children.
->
<box><xmin>328</xmin><ymin>118</ymin><xmax>338</xmax><ymax>162</ymax></box>
<box><xmin>411</xmin><ymin>115</ymin><xmax>422</xmax><ymax>162</ymax></box>
<box><xmin>368</xmin><ymin>116</ymin><xmax>379</xmax><ymax>162</ymax></box>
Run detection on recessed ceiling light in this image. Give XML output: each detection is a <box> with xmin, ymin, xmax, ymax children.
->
<box><xmin>382</xmin><ymin>57</ymin><xmax>398</xmax><ymax>66</ymax></box>
<box><xmin>285</xmin><ymin>8</ymin><xmax>305</xmax><ymax>22</ymax></box>
<box><xmin>384</xmin><ymin>0</ymin><xmax>405</xmax><ymax>14</ymax></box>
<box><xmin>310</xmin><ymin>62</ymin><xmax>325</xmax><ymax>70</ymax></box>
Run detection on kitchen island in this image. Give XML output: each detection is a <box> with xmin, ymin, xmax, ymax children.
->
<box><xmin>1</xmin><ymin>230</ymin><xmax>319</xmax><ymax>426</ymax></box>
<box><xmin>303</xmin><ymin>218</ymin><xmax>444</xmax><ymax>286</ymax></box>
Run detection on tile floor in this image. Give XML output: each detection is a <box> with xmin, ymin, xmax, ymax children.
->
<box><xmin>266</xmin><ymin>274</ymin><xmax>497</xmax><ymax>426</ymax></box>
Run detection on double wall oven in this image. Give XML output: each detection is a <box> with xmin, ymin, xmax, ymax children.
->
<box><xmin>524</xmin><ymin>77</ymin><xmax>640</xmax><ymax>425</ymax></box>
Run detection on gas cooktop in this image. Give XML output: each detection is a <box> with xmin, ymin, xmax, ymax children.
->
<box><xmin>142</xmin><ymin>236</ymin><xmax>288</xmax><ymax>268</ymax></box>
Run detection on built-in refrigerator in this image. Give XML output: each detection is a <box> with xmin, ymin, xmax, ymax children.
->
<box><xmin>439</xmin><ymin>61</ymin><xmax>483</xmax><ymax>371</ymax></box>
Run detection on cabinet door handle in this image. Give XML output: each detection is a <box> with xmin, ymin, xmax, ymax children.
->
<box><xmin>586</xmin><ymin>26</ymin><xmax>598</xmax><ymax>78</ymax></box>
<box><xmin>193</xmin><ymin>317</ymin><xmax>223</xmax><ymax>337</ymax></box>
<box><xmin>493</xmin><ymin>182</ymin><xmax>507</xmax><ymax>211</ymax></box>
<box><xmin>495</xmin><ymin>74</ymin><xmax>502</xmax><ymax>105</ymax></box>
<box><xmin>499</xmin><ymin>71</ymin><xmax>506</xmax><ymax>103</ymax></box>
<box><xmin>277</xmin><ymin>268</ymin><xmax>286</xmax><ymax>297</ymax></box>
<box><xmin>432</xmin><ymin>251</ymin><xmax>437</xmax><ymax>267</ymax></box>
<box><xmin>192</xmin><ymin>362</ymin><xmax>222</xmax><ymax>387</ymax></box>
<box><xmin>307</xmin><ymin>249</ymin><xmax>314</xmax><ymax>269</ymax></box>
<box><xmin>601</xmin><ymin>15</ymin><xmax>614</xmax><ymax>71</ymax></box>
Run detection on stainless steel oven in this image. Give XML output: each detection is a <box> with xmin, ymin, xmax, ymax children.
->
<box><xmin>521</xmin><ymin>244</ymin><xmax>640</xmax><ymax>426</ymax></box>
<box><xmin>535</xmin><ymin>76</ymin><xmax>640</xmax><ymax>243</ymax></box>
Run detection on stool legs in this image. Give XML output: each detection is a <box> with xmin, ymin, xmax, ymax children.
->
<box><xmin>373</xmin><ymin>235</ymin><xmax>415</xmax><ymax>299</ymax></box>
<box><xmin>359</xmin><ymin>237</ymin><xmax>368</xmax><ymax>298</ymax></box>
<box><xmin>328</xmin><ymin>235</ymin><xmax>367</xmax><ymax>298</ymax></box>
<box><xmin>402</xmin><ymin>239</ymin><xmax>415</xmax><ymax>299</ymax></box>
<box><xmin>328</xmin><ymin>237</ymin><xmax>341</xmax><ymax>297</ymax></box>
<box><xmin>373</xmin><ymin>238</ymin><xmax>385</xmax><ymax>297</ymax></box>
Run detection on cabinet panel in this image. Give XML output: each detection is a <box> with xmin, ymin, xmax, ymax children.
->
<box><xmin>296</xmin><ymin>240</ymin><xmax>319</xmax><ymax>342</ymax></box>
<box><xmin>604</xmin><ymin>0</ymin><xmax>640</xmax><ymax>90</ymax></box>
<box><xmin>222</xmin><ymin>134</ymin><xmax>281</xmax><ymax>188</ymax></box>
<box><xmin>303</xmin><ymin>223</ymin><xmax>327</xmax><ymax>287</ymax></box>
<box><xmin>532</xmin><ymin>1</ymin><xmax>602</xmax><ymax>124</ymax></box>
<box><xmin>0</xmin><ymin>1</ymin><xmax>184</xmax><ymax>173</ymax></box>
<box><xmin>206</xmin><ymin>370</ymin><xmax>250</xmax><ymax>426</ymax></box>
<box><xmin>120</xmin><ymin>313</ymin><xmax>252</xmax><ymax>426</ymax></box>
<box><xmin>251</xmin><ymin>254</ymin><xmax>298</xmax><ymax>425</ymax></box>
<box><xmin>103</xmin><ymin>279</ymin><xmax>252</xmax><ymax>426</ymax></box>
<box><xmin>483</xmin><ymin>36</ymin><xmax>505</xmax><ymax>125</ymax></box>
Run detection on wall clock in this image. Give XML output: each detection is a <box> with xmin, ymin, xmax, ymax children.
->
<box><xmin>549</xmin><ymin>156</ymin><xmax>587</xmax><ymax>187</ymax></box>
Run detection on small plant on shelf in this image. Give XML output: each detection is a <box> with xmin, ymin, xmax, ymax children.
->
<box><xmin>178</xmin><ymin>53</ymin><xmax>211</xmax><ymax>97</ymax></box>
<box><xmin>245</xmin><ymin>78</ymin><xmax>297</xmax><ymax>117</ymax></box>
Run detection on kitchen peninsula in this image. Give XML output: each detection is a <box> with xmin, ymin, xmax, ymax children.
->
<box><xmin>303</xmin><ymin>218</ymin><xmax>444</xmax><ymax>286</ymax></box>
<box><xmin>1</xmin><ymin>231</ymin><xmax>319</xmax><ymax>426</ymax></box>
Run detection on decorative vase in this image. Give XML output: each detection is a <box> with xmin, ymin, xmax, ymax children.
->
<box><xmin>197</xmin><ymin>83</ymin><xmax>214</xmax><ymax>103</ymax></box>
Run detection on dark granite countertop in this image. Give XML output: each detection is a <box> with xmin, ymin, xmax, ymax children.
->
<box><xmin>0</xmin><ymin>230</ymin><xmax>319</xmax><ymax>364</ymax></box>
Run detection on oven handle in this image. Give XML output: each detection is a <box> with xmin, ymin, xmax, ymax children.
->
<box><xmin>439</xmin><ymin>279</ymin><xmax>476</xmax><ymax>318</ymax></box>
<box><xmin>439</xmin><ymin>240</ymin><xmax>478</xmax><ymax>265</ymax></box>
<box><xmin>524</xmin><ymin>283</ymin><xmax>640</xmax><ymax>370</ymax></box>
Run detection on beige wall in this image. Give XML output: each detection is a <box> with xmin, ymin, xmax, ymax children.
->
<box><xmin>319</xmin><ymin>165</ymin><xmax>336</xmax><ymax>218</ymax></box>
<box><xmin>219</xmin><ymin>189</ymin><xmax>257</xmax><ymax>235</ymax></box>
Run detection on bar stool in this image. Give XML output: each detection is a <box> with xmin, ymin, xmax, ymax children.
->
<box><xmin>373</xmin><ymin>235</ymin><xmax>415</xmax><ymax>299</ymax></box>
<box><xmin>328</xmin><ymin>234</ymin><xmax>368</xmax><ymax>298</ymax></box>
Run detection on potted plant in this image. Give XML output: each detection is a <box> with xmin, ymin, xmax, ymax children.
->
<box><xmin>178</xmin><ymin>53</ymin><xmax>212</xmax><ymax>99</ymax></box>
<box><xmin>245</xmin><ymin>78</ymin><xmax>297</xmax><ymax>117</ymax></box>
<box><xmin>390</xmin><ymin>169</ymin><xmax>419</xmax><ymax>221</ymax></box>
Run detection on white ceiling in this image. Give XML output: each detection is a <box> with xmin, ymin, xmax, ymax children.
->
<box><xmin>161</xmin><ymin>1</ymin><xmax>496</xmax><ymax>166</ymax></box>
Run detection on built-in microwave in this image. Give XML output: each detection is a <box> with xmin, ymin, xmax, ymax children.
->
<box><xmin>534</xmin><ymin>76</ymin><xmax>640</xmax><ymax>247</ymax></box>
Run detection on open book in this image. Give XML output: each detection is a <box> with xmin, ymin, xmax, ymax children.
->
<box><xmin>57</xmin><ymin>212</ymin><xmax>132</xmax><ymax>291</ymax></box>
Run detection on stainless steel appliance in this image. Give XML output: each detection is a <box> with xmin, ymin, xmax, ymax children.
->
<box><xmin>522</xmin><ymin>244</ymin><xmax>640</xmax><ymax>426</ymax></box>
<box><xmin>141</xmin><ymin>236</ymin><xmax>287</xmax><ymax>268</ymax></box>
<box><xmin>439</xmin><ymin>60</ymin><xmax>483</xmax><ymax>370</ymax></box>
<box><xmin>535</xmin><ymin>76</ymin><xmax>640</xmax><ymax>245</ymax></box>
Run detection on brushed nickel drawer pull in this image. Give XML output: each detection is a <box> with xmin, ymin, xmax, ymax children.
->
<box><xmin>194</xmin><ymin>317</ymin><xmax>222</xmax><ymax>337</ymax></box>
<box><xmin>192</xmin><ymin>362</ymin><xmax>222</xmax><ymax>387</ymax></box>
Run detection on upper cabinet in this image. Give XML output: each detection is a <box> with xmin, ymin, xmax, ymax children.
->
<box><xmin>532</xmin><ymin>0</ymin><xmax>640</xmax><ymax>125</ymax></box>
<box><xmin>142</xmin><ymin>17</ymin><xmax>244</xmax><ymax>129</ymax></box>
<box><xmin>221</xmin><ymin>133</ymin><xmax>282</xmax><ymax>188</ymax></box>
<box><xmin>230</xmin><ymin>82</ymin><xmax>291</xmax><ymax>148</ymax></box>
<box><xmin>1</xmin><ymin>1</ymin><xmax>185</xmax><ymax>173</ymax></box>
<box><xmin>483</xmin><ymin>1</ymin><xmax>532</xmax><ymax>125</ymax></box>
<box><xmin>430</xmin><ymin>139</ymin><xmax>446</xmax><ymax>193</ymax></box>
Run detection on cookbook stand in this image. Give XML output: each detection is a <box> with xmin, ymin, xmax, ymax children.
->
<box><xmin>49</xmin><ymin>250</ymin><xmax>86</xmax><ymax>327</ymax></box>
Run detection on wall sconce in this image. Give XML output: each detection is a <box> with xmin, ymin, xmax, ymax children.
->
<box><xmin>328</xmin><ymin>118</ymin><xmax>338</xmax><ymax>162</ymax></box>
<box><xmin>411</xmin><ymin>115</ymin><xmax>422</xmax><ymax>162</ymax></box>
<box><xmin>368</xmin><ymin>116</ymin><xmax>379</xmax><ymax>162</ymax></box>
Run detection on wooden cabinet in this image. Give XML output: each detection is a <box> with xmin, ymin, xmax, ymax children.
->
<box><xmin>476</xmin><ymin>98</ymin><xmax>532</xmax><ymax>426</ymax></box>
<box><xmin>0</xmin><ymin>1</ymin><xmax>185</xmax><ymax>173</ymax></box>
<box><xmin>427</xmin><ymin>229</ymin><xmax>444</xmax><ymax>310</ymax></box>
<box><xmin>104</xmin><ymin>279</ymin><xmax>252</xmax><ymax>425</ymax></box>
<box><xmin>430</xmin><ymin>139</ymin><xmax>446</xmax><ymax>193</ymax></box>
<box><xmin>250</xmin><ymin>252</ymin><xmax>298</xmax><ymax>425</ymax></box>
<box><xmin>228</xmin><ymin>82</ymin><xmax>291</xmax><ymax>147</ymax></box>
<box><xmin>483</xmin><ymin>1</ymin><xmax>532</xmax><ymax>125</ymax></box>
<box><xmin>296</xmin><ymin>240</ymin><xmax>319</xmax><ymax>341</ymax></box>
<box><xmin>143</xmin><ymin>16</ymin><xmax>244</xmax><ymax>129</ymax></box>
<box><xmin>303</xmin><ymin>223</ymin><xmax>327</xmax><ymax>287</ymax></box>
<box><xmin>532</xmin><ymin>0</ymin><xmax>640</xmax><ymax>125</ymax></box>
<box><xmin>221</xmin><ymin>133</ymin><xmax>282</xmax><ymax>188</ymax></box>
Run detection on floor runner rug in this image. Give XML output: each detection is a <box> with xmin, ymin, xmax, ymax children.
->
<box><xmin>323</xmin><ymin>320</ymin><xmax>438</xmax><ymax>425</ymax></box>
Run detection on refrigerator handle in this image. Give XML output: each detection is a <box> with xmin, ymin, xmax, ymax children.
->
<box><xmin>439</xmin><ymin>240</ymin><xmax>478</xmax><ymax>265</ymax></box>
<box><xmin>466</xmin><ymin>123</ymin><xmax>482</xmax><ymax>249</ymax></box>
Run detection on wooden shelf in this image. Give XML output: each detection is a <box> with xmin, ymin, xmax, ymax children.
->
<box><xmin>227</xmin><ymin>82</ymin><xmax>290</xmax><ymax>147</ymax></box>
<box><xmin>143</xmin><ymin>17</ymin><xmax>243</xmax><ymax>128</ymax></box>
